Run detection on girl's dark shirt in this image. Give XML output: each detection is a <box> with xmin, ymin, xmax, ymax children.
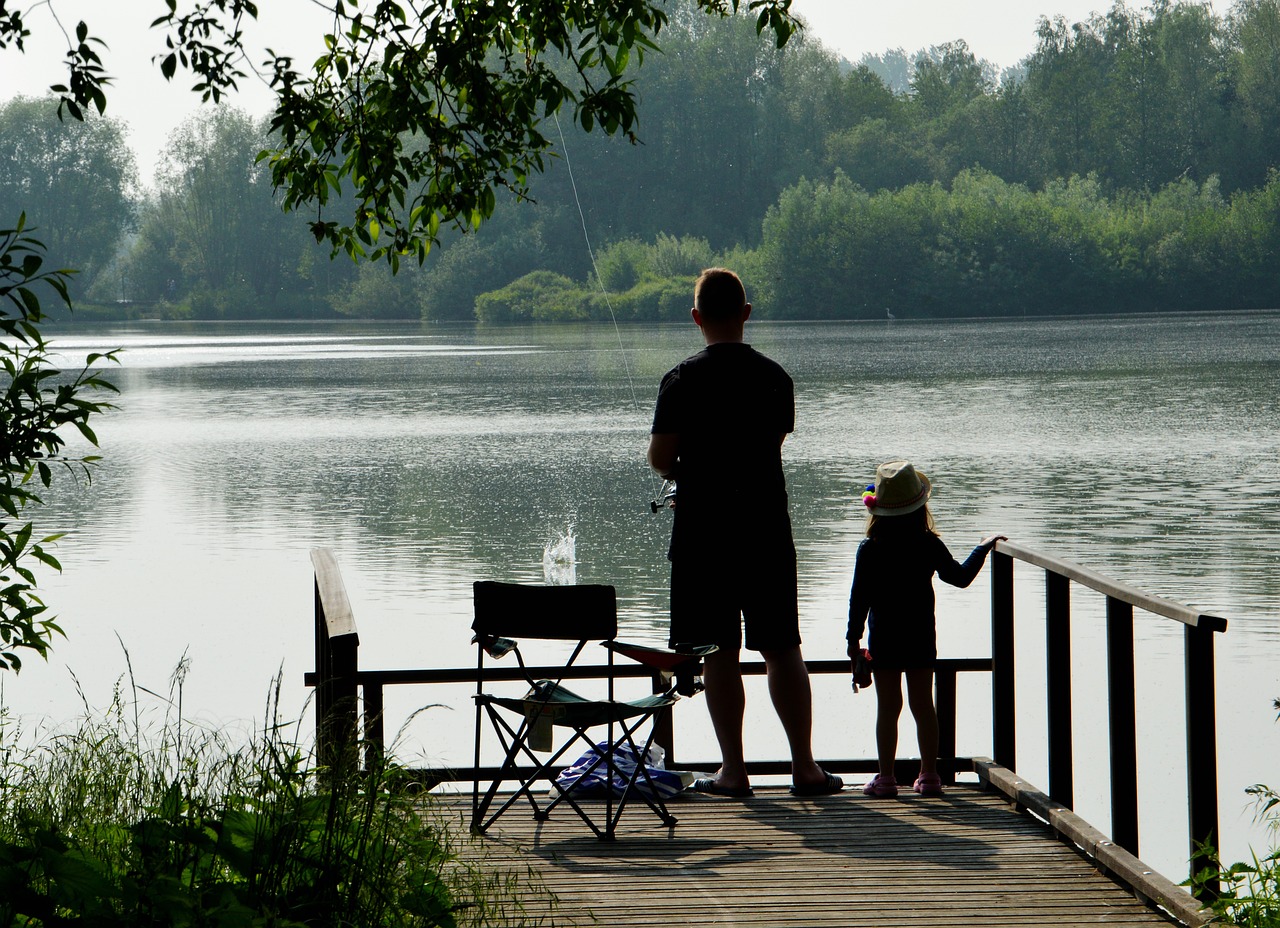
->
<box><xmin>847</xmin><ymin>531</ymin><xmax>991</xmax><ymax>662</ymax></box>
<box><xmin>651</xmin><ymin>342</ymin><xmax>793</xmax><ymax>560</ymax></box>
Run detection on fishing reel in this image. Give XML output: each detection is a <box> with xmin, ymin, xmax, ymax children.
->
<box><xmin>649</xmin><ymin>479</ymin><xmax>676</xmax><ymax>513</ymax></box>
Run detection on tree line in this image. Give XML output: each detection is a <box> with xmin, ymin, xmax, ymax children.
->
<box><xmin>4</xmin><ymin>0</ymin><xmax>1280</xmax><ymax>322</ymax></box>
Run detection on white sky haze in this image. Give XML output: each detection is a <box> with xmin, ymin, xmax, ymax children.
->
<box><xmin>1</xmin><ymin>0</ymin><xmax>1111</xmax><ymax>187</ymax></box>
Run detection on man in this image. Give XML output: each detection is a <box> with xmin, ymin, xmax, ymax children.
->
<box><xmin>648</xmin><ymin>267</ymin><xmax>841</xmax><ymax>798</ymax></box>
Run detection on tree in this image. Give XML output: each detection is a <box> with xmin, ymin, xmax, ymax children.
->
<box><xmin>910</xmin><ymin>40</ymin><xmax>993</xmax><ymax>120</ymax></box>
<box><xmin>147</xmin><ymin>107</ymin><xmax>314</xmax><ymax>316</ymax></box>
<box><xmin>0</xmin><ymin>217</ymin><xmax>118</xmax><ymax>671</ymax></box>
<box><xmin>0</xmin><ymin>97</ymin><xmax>136</xmax><ymax>299</ymax></box>
<box><xmin>1028</xmin><ymin>13</ymin><xmax>1117</xmax><ymax>181</ymax></box>
<box><xmin>824</xmin><ymin>119</ymin><xmax>936</xmax><ymax>191</ymax></box>
<box><xmin>3</xmin><ymin>0</ymin><xmax>798</xmax><ymax>268</ymax></box>
<box><xmin>1227</xmin><ymin>0</ymin><xmax>1280</xmax><ymax>185</ymax></box>
<box><xmin>858</xmin><ymin>47</ymin><xmax>913</xmax><ymax>94</ymax></box>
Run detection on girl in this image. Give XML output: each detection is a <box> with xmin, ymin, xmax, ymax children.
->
<box><xmin>848</xmin><ymin>461</ymin><xmax>1004</xmax><ymax>797</ymax></box>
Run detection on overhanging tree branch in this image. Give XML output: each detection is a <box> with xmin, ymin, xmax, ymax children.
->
<box><xmin>8</xmin><ymin>0</ymin><xmax>798</xmax><ymax>267</ymax></box>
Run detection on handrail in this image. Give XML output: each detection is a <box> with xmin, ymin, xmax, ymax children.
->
<box><xmin>312</xmin><ymin>548</ymin><xmax>358</xmax><ymax>638</ymax></box>
<box><xmin>994</xmin><ymin>539</ymin><xmax>1227</xmax><ymax>632</ymax></box>
<box><xmin>303</xmin><ymin>657</ymin><xmax>992</xmax><ymax>785</ymax></box>
<box><xmin>989</xmin><ymin>540</ymin><xmax>1227</xmax><ymax>898</ymax></box>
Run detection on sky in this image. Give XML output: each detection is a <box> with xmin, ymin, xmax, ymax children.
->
<box><xmin>1</xmin><ymin>0</ymin><xmax>1109</xmax><ymax>188</ymax></box>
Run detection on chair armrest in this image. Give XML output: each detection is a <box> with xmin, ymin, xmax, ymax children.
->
<box><xmin>603</xmin><ymin>641</ymin><xmax>719</xmax><ymax>697</ymax></box>
<box><xmin>472</xmin><ymin>633</ymin><xmax>518</xmax><ymax>659</ymax></box>
<box><xmin>603</xmin><ymin>640</ymin><xmax>717</xmax><ymax>670</ymax></box>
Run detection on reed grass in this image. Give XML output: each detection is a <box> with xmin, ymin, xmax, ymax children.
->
<box><xmin>0</xmin><ymin>657</ymin><xmax>560</xmax><ymax>927</ymax></box>
<box><xmin>1188</xmin><ymin>698</ymin><xmax>1280</xmax><ymax>927</ymax></box>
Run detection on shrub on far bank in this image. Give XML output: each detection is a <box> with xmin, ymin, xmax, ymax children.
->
<box><xmin>601</xmin><ymin>275</ymin><xmax>693</xmax><ymax>321</ymax></box>
<box><xmin>475</xmin><ymin>271</ymin><xmax>589</xmax><ymax>323</ymax></box>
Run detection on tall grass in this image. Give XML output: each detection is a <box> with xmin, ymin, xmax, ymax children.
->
<box><xmin>1189</xmin><ymin>698</ymin><xmax>1280</xmax><ymax>928</ymax></box>
<box><xmin>0</xmin><ymin>658</ymin><xmax>560</xmax><ymax>927</ymax></box>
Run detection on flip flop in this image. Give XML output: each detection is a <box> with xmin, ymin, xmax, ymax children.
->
<box><xmin>789</xmin><ymin>770</ymin><xmax>844</xmax><ymax>797</ymax></box>
<box><xmin>691</xmin><ymin>777</ymin><xmax>754</xmax><ymax>798</ymax></box>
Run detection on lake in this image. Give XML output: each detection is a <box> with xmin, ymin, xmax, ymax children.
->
<box><xmin>9</xmin><ymin>311</ymin><xmax>1280</xmax><ymax>880</ymax></box>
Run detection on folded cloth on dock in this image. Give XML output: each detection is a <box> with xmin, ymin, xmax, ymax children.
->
<box><xmin>553</xmin><ymin>741</ymin><xmax>688</xmax><ymax>801</ymax></box>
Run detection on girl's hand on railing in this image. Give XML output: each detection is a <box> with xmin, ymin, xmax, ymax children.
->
<box><xmin>981</xmin><ymin>534</ymin><xmax>1008</xmax><ymax>549</ymax></box>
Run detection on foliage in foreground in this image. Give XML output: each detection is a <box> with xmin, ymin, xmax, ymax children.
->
<box><xmin>0</xmin><ymin>217</ymin><xmax>118</xmax><ymax>672</ymax></box>
<box><xmin>1187</xmin><ymin>698</ymin><xmax>1280</xmax><ymax>927</ymax></box>
<box><xmin>0</xmin><ymin>670</ymin><xmax>557</xmax><ymax>927</ymax></box>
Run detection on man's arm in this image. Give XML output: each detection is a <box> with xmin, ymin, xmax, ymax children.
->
<box><xmin>647</xmin><ymin>432</ymin><xmax>679</xmax><ymax>478</ymax></box>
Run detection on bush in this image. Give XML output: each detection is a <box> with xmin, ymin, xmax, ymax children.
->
<box><xmin>331</xmin><ymin>260</ymin><xmax>421</xmax><ymax>319</ymax></box>
<box><xmin>475</xmin><ymin>271</ymin><xmax>589</xmax><ymax>323</ymax></box>
<box><xmin>593</xmin><ymin>239</ymin><xmax>649</xmax><ymax>292</ymax></box>
<box><xmin>0</xmin><ymin>667</ymin><xmax>558</xmax><ymax>927</ymax></box>
<box><xmin>1188</xmin><ymin>697</ymin><xmax>1280</xmax><ymax>926</ymax></box>
<box><xmin>1</xmin><ymin>216</ymin><xmax>118</xmax><ymax>672</ymax></box>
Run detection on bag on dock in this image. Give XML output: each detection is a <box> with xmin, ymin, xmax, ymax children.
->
<box><xmin>553</xmin><ymin>740</ymin><xmax>687</xmax><ymax>801</ymax></box>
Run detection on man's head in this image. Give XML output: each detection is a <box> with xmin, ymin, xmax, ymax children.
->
<box><xmin>692</xmin><ymin>268</ymin><xmax>751</xmax><ymax>341</ymax></box>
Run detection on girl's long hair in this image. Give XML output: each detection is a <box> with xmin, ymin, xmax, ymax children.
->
<box><xmin>866</xmin><ymin>504</ymin><xmax>937</xmax><ymax>539</ymax></box>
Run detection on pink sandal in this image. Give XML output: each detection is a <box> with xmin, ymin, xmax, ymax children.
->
<box><xmin>862</xmin><ymin>774</ymin><xmax>898</xmax><ymax>798</ymax></box>
<box><xmin>913</xmin><ymin>772</ymin><xmax>943</xmax><ymax>796</ymax></box>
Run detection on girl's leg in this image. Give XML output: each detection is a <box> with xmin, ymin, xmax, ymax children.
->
<box><xmin>872</xmin><ymin>669</ymin><xmax>904</xmax><ymax>777</ymax></box>
<box><xmin>905</xmin><ymin>668</ymin><xmax>939</xmax><ymax>776</ymax></box>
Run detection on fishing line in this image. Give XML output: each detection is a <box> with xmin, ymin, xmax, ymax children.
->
<box><xmin>551</xmin><ymin>110</ymin><xmax>667</xmax><ymax>507</ymax></box>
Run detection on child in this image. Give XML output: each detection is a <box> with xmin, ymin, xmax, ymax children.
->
<box><xmin>847</xmin><ymin>461</ymin><xmax>1004</xmax><ymax>797</ymax></box>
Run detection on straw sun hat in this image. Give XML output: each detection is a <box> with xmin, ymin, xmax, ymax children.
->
<box><xmin>861</xmin><ymin>460</ymin><xmax>931</xmax><ymax>516</ymax></box>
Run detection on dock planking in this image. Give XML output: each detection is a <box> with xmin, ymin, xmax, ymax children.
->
<box><xmin>442</xmin><ymin>784</ymin><xmax>1195</xmax><ymax>927</ymax></box>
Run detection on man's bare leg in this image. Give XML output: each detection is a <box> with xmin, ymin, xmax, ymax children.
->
<box><xmin>700</xmin><ymin>647</ymin><xmax>750</xmax><ymax>790</ymax></box>
<box><xmin>761</xmin><ymin>645</ymin><xmax>830</xmax><ymax>788</ymax></box>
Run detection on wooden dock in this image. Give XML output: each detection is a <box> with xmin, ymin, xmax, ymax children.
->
<box><xmin>306</xmin><ymin>547</ymin><xmax>1227</xmax><ymax>927</ymax></box>
<box><xmin>442</xmin><ymin>774</ymin><xmax>1208</xmax><ymax>927</ymax></box>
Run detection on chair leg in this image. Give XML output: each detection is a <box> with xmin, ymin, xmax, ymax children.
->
<box><xmin>475</xmin><ymin>705</ymin><xmax>611</xmax><ymax>837</ymax></box>
<box><xmin>475</xmin><ymin>703</ymin><xmax>679</xmax><ymax>838</ymax></box>
<box><xmin>474</xmin><ymin>706</ymin><xmax>560</xmax><ymax>832</ymax></box>
<box><xmin>607</xmin><ymin>720</ymin><xmax>679</xmax><ymax>831</ymax></box>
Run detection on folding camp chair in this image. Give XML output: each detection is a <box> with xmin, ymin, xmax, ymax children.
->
<box><xmin>470</xmin><ymin>580</ymin><xmax>716</xmax><ymax>840</ymax></box>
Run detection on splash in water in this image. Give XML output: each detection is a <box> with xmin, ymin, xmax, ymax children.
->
<box><xmin>542</xmin><ymin>525</ymin><xmax>577</xmax><ymax>585</ymax></box>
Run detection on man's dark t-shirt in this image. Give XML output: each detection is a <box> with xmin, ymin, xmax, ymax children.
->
<box><xmin>651</xmin><ymin>342</ymin><xmax>794</xmax><ymax>561</ymax></box>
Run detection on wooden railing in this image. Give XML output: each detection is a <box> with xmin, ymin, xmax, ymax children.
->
<box><xmin>990</xmin><ymin>539</ymin><xmax>1227</xmax><ymax>893</ymax></box>
<box><xmin>306</xmin><ymin>547</ymin><xmax>991</xmax><ymax>785</ymax></box>
<box><xmin>308</xmin><ymin>541</ymin><xmax>1228</xmax><ymax>891</ymax></box>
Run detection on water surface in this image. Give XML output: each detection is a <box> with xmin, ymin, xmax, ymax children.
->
<box><xmin>10</xmin><ymin>312</ymin><xmax>1279</xmax><ymax>877</ymax></box>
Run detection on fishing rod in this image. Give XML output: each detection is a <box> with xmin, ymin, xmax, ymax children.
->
<box><xmin>649</xmin><ymin>479</ymin><xmax>676</xmax><ymax>513</ymax></box>
<box><xmin>551</xmin><ymin>111</ymin><xmax>674</xmax><ymax>517</ymax></box>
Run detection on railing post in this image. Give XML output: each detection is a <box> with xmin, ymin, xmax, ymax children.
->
<box><xmin>1045</xmin><ymin>571</ymin><xmax>1073</xmax><ymax>808</ymax></box>
<box><xmin>364</xmin><ymin>682</ymin><xmax>385</xmax><ymax>772</ymax></box>
<box><xmin>1106</xmin><ymin>596</ymin><xmax>1139</xmax><ymax>856</ymax></box>
<box><xmin>312</xmin><ymin>549</ymin><xmax>360</xmax><ymax>781</ymax></box>
<box><xmin>1185</xmin><ymin>623</ymin><xmax>1220</xmax><ymax>897</ymax></box>
<box><xmin>991</xmin><ymin>550</ymin><xmax>1016</xmax><ymax>770</ymax></box>
<box><xmin>315</xmin><ymin>575</ymin><xmax>330</xmax><ymax>756</ymax></box>
<box><xmin>320</xmin><ymin>629</ymin><xmax>359</xmax><ymax>778</ymax></box>
<box><xmin>935</xmin><ymin>667</ymin><xmax>958</xmax><ymax>786</ymax></box>
<box><xmin>653</xmin><ymin>670</ymin><xmax>675</xmax><ymax>765</ymax></box>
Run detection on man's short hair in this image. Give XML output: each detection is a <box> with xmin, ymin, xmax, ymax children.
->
<box><xmin>694</xmin><ymin>268</ymin><xmax>747</xmax><ymax>323</ymax></box>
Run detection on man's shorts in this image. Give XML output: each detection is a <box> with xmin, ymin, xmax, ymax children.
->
<box><xmin>668</xmin><ymin>543</ymin><xmax>800</xmax><ymax>652</ymax></box>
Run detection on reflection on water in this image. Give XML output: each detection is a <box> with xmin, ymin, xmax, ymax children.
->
<box><xmin>14</xmin><ymin>313</ymin><xmax>1280</xmax><ymax>876</ymax></box>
